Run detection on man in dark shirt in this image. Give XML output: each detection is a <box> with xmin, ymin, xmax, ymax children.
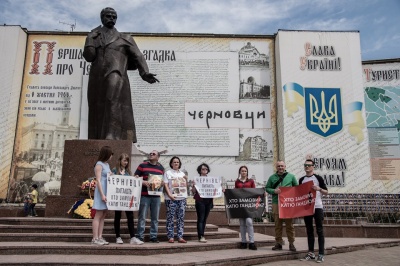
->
<box><xmin>134</xmin><ymin>150</ymin><xmax>164</xmax><ymax>242</ymax></box>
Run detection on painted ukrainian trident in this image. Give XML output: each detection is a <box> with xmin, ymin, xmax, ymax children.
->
<box><xmin>304</xmin><ymin>88</ymin><xmax>343</xmax><ymax>137</ymax></box>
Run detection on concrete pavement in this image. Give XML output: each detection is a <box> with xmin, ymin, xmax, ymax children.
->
<box><xmin>257</xmin><ymin>245</ymin><xmax>400</xmax><ymax>266</ymax></box>
<box><xmin>0</xmin><ymin>235</ymin><xmax>399</xmax><ymax>265</ymax></box>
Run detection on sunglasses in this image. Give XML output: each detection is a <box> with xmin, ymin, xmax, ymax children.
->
<box><xmin>304</xmin><ymin>164</ymin><xmax>314</xmax><ymax>167</ymax></box>
<box><xmin>149</xmin><ymin>152</ymin><xmax>157</xmax><ymax>156</ymax></box>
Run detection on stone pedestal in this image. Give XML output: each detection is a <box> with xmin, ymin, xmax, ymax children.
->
<box><xmin>45</xmin><ymin>139</ymin><xmax>141</xmax><ymax>217</ymax></box>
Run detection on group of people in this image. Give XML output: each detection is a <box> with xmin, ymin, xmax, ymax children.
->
<box><xmin>90</xmin><ymin>146</ymin><xmax>328</xmax><ymax>262</ymax></box>
<box><xmin>266</xmin><ymin>160</ymin><xmax>328</xmax><ymax>263</ymax></box>
<box><xmin>90</xmin><ymin>146</ymin><xmax>216</xmax><ymax>246</ymax></box>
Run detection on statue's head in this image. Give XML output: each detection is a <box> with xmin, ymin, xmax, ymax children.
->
<box><xmin>100</xmin><ymin>7</ymin><xmax>117</xmax><ymax>28</ymax></box>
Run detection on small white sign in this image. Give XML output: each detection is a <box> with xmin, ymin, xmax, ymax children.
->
<box><xmin>106</xmin><ymin>174</ymin><xmax>143</xmax><ymax>211</ymax></box>
<box><xmin>194</xmin><ymin>176</ymin><xmax>223</xmax><ymax>198</ymax></box>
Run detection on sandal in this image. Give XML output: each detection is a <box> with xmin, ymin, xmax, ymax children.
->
<box><xmin>178</xmin><ymin>238</ymin><xmax>187</xmax><ymax>243</ymax></box>
<box><xmin>168</xmin><ymin>238</ymin><xmax>174</xmax><ymax>243</ymax></box>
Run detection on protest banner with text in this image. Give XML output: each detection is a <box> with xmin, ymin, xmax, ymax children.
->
<box><xmin>278</xmin><ymin>182</ymin><xmax>316</xmax><ymax>219</ymax></box>
<box><xmin>224</xmin><ymin>188</ymin><xmax>265</xmax><ymax>219</ymax></box>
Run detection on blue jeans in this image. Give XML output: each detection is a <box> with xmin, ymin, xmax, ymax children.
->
<box><xmin>239</xmin><ymin>217</ymin><xmax>255</xmax><ymax>243</ymax></box>
<box><xmin>29</xmin><ymin>203</ymin><xmax>37</xmax><ymax>216</ymax></box>
<box><xmin>195</xmin><ymin>199</ymin><xmax>212</xmax><ymax>239</ymax></box>
<box><xmin>136</xmin><ymin>196</ymin><xmax>161</xmax><ymax>240</ymax></box>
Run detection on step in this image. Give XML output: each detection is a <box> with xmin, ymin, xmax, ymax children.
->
<box><xmin>0</xmin><ymin>237</ymin><xmax>398</xmax><ymax>265</ymax></box>
<box><xmin>0</xmin><ymin>228</ymin><xmax>238</xmax><ymax>243</ymax></box>
<box><xmin>0</xmin><ymin>231</ymin><xmax>274</xmax><ymax>256</ymax></box>
<box><xmin>0</xmin><ymin>217</ymin><xmax>199</xmax><ymax>226</ymax></box>
<box><xmin>0</xmin><ymin>217</ymin><xmax>236</xmax><ymax>243</ymax></box>
<box><xmin>0</xmin><ymin>224</ymin><xmax>219</xmax><ymax>234</ymax></box>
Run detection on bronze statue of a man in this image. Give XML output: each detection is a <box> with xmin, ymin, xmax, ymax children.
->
<box><xmin>83</xmin><ymin>7</ymin><xmax>158</xmax><ymax>143</ymax></box>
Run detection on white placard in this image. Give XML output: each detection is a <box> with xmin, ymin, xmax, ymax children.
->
<box><xmin>194</xmin><ymin>176</ymin><xmax>223</xmax><ymax>198</ymax></box>
<box><xmin>106</xmin><ymin>174</ymin><xmax>143</xmax><ymax>211</ymax></box>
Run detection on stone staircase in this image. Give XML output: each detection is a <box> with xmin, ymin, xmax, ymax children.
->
<box><xmin>0</xmin><ymin>217</ymin><xmax>275</xmax><ymax>256</ymax></box>
<box><xmin>1</xmin><ymin>217</ymin><xmax>398</xmax><ymax>265</ymax></box>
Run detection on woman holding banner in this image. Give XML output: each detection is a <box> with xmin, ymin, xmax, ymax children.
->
<box><xmin>235</xmin><ymin>165</ymin><xmax>257</xmax><ymax>250</ymax></box>
<box><xmin>163</xmin><ymin>156</ymin><xmax>188</xmax><ymax>243</ymax></box>
<box><xmin>192</xmin><ymin>163</ymin><xmax>213</xmax><ymax>243</ymax></box>
<box><xmin>91</xmin><ymin>145</ymin><xmax>113</xmax><ymax>245</ymax></box>
<box><xmin>112</xmin><ymin>153</ymin><xmax>144</xmax><ymax>245</ymax></box>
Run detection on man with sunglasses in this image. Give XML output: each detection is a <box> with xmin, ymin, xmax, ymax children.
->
<box><xmin>266</xmin><ymin>160</ymin><xmax>298</xmax><ymax>252</ymax></box>
<box><xmin>299</xmin><ymin>159</ymin><xmax>328</xmax><ymax>263</ymax></box>
<box><xmin>134</xmin><ymin>150</ymin><xmax>164</xmax><ymax>243</ymax></box>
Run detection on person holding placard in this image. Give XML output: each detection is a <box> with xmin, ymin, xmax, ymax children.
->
<box><xmin>192</xmin><ymin>163</ymin><xmax>213</xmax><ymax>243</ymax></box>
<box><xmin>163</xmin><ymin>156</ymin><xmax>188</xmax><ymax>243</ymax></box>
<box><xmin>135</xmin><ymin>150</ymin><xmax>164</xmax><ymax>243</ymax></box>
<box><xmin>266</xmin><ymin>160</ymin><xmax>298</xmax><ymax>252</ymax></box>
<box><xmin>299</xmin><ymin>159</ymin><xmax>328</xmax><ymax>263</ymax></box>
<box><xmin>91</xmin><ymin>145</ymin><xmax>113</xmax><ymax>245</ymax></box>
<box><xmin>235</xmin><ymin>165</ymin><xmax>257</xmax><ymax>250</ymax></box>
<box><xmin>112</xmin><ymin>153</ymin><xmax>144</xmax><ymax>245</ymax></box>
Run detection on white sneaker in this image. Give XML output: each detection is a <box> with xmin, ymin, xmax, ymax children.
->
<box><xmin>130</xmin><ymin>237</ymin><xmax>144</xmax><ymax>245</ymax></box>
<box><xmin>91</xmin><ymin>238</ymin><xmax>105</xmax><ymax>245</ymax></box>
<box><xmin>98</xmin><ymin>237</ymin><xmax>109</xmax><ymax>245</ymax></box>
<box><xmin>116</xmin><ymin>237</ymin><xmax>123</xmax><ymax>244</ymax></box>
<box><xmin>199</xmin><ymin>237</ymin><xmax>207</xmax><ymax>243</ymax></box>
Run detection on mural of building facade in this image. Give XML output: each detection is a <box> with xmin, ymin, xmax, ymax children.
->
<box><xmin>0</xmin><ymin>26</ymin><xmax>398</xmax><ymax>211</ymax></box>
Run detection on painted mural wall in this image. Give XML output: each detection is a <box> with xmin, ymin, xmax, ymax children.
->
<box><xmin>275</xmin><ymin>30</ymin><xmax>375</xmax><ymax>193</ymax></box>
<box><xmin>1</xmin><ymin>27</ymin><xmax>398</xmax><ymax>204</ymax></box>
<box><xmin>6</xmin><ymin>32</ymin><xmax>276</xmax><ymax>203</ymax></box>
<box><xmin>362</xmin><ymin>61</ymin><xmax>400</xmax><ymax>191</ymax></box>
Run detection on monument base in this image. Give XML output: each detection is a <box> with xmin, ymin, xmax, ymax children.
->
<box><xmin>45</xmin><ymin>139</ymin><xmax>143</xmax><ymax>217</ymax></box>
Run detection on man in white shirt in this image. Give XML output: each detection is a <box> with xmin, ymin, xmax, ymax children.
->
<box><xmin>299</xmin><ymin>159</ymin><xmax>328</xmax><ymax>263</ymax></box>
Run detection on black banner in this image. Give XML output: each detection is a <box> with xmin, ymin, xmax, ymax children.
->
<box><xmin>224</xmin><ymin>188</ymin><xmax>265</xmax><ymax>219</ymax></box>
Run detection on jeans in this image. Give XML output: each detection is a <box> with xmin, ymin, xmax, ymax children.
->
<box><xmin>195</xmin><ymin>200</ymin><xmax>213</xmax><ymax>239</ymax></box>
<box><xmin>165</xmin><ymin>199</ymin><xmax>186</xmax><ymax>239</ymax></box>
<box><xmin>29</xmin><ymin>203</ymin><xmax>37</xmax><ymax>216</ymax></box>
<box><xmin>239</xmin><ymin>217</ymin><xmax>254</xmax><ymax>243</ymax></box>
<box><xmin>136</xmin><ymin>196</ymin><xmax>161</xmax><ymax>240</ymax></box>
<box><xmin>114</xmin><ymin>210</ymin><xmax>135</xmax><ymax>238</ymax></box>
<box><xmin>272</xmin><ymin>204</ymin><xmax>295</xmax><ymax>244</ymax></box>
<box><xmin>24</xmin><ymin>202</ymin><xmax>30</xmax><ymax>216</ymax></box>
<box><xmin>304</xmin><ymin>208</ymin><xmax>325</xmax><ymax>255</ymax></box>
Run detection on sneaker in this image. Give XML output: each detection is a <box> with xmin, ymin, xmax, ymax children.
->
<box><xmin>199</xmin><ymin>237</ymin><xmax>207</xmax><ymax>243</ymax></box>
<box><xmin>130</xmin><ymin>237</ymin><xmax>144</xmax><ymax>245</ymax></box>
<box><xmin>289</xmin><ymin>243</ymin><xmax>296</xmax><ymax>252</ymax></box>
<box><xmin>316</xmin><ymin>254</ymin><xmax>324</xmax><ymax>263</ymax></box>
<box><xmin>98</xmin><ymin>237</ymin><xmax>109</xmax><ymax>245</ymax></box>
<box><xmin>249</xmin><ymin>243</ymin><xmax>257</xmax><ymax>250</ymax></box>
<box><xmin>91</xmin><ymin>238</ymin><xmax>105</xmax><ymax>245</ymax></box>
<box><xmin>272</xmin><ymin>243</ymin><xmax>282</xmax><ymax>250</ymax></box>
<box><xmin>240</xmin><ymin>242</ymin><xmax>247</xmax><ymax>249</ymax></box>
<box><xmin>149</xmin><ymin>238</ymin><xmax>159</xmax><ymax>243</ymax></box>
<box><xmin>135</xmin><ymin>237</ymin><xmax>144</xmax><ymax>242</ymax></box>
<box><xmin>300</xmin><ymin>252</ymin><xmax>316</xmax><ymax>261</ymax></box>
<box><xmin>116</xmin><ymin>237</ymin><xmax>123</xmax><ymax>244</ymax></box>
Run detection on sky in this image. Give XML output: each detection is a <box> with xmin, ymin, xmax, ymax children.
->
<box><xmin>1</xmin><ymin>0</ymin><xmax>399</xmax><ymax>61</ymax></box>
